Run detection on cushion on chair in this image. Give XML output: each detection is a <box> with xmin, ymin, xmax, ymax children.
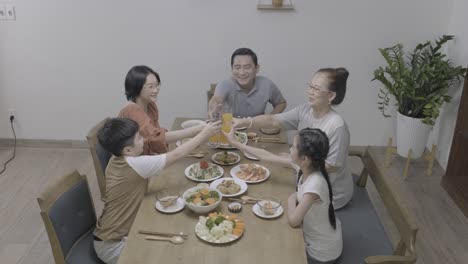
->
<box><xmin>335</xmin><ymin>182</ymin><xmax>394</xmax><ymax>264</ymax></box>
<box><xmin>48</xmin><ymin>180</ymin><xmax>97</xmax><ymax>258</ymax></box>
<box><xmin>96</xmin><ymin>142</ymin><xmax>111</xmax><ymax>175</ymax></box>
<box><xmin>65</xmin><ymin>229</ymin><xmax>104</xmax><ymax>264</ymax></box>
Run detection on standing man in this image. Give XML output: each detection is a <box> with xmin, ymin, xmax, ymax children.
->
<box><xmin>208</xmin><ymin>48</ymin><xmax>287</xmax><ymax>118</ymax></box>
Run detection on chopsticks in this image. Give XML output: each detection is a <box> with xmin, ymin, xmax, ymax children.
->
<box><xmin>138</xmin><ymin>230</ymin><xmax>188</xmax><ymax>239</ymax></box>
<box><xmin>253</xmin><ymin>137</ymin><xmax>287</xmax><ymax>144</ymax></box>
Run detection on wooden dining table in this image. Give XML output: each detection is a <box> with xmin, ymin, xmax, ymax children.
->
<box><xmin>118</xmin><ymin>117</ymin><xmax>307</xmax><ymax>264</ymax></box>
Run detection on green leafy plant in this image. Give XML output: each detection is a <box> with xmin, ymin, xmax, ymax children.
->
<box><xmin>373</xmin><ymin>35</ymin><xmax>467</xmax><ymax>126</ymax></box>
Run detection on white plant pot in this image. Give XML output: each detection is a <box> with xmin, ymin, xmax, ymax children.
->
<box><xmin>396</xmin><ymin>112</ymin><xmax>431</xmax><ymax>159</ymax></box>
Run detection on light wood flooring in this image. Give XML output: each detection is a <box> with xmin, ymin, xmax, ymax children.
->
<box><xmin>0</xmin><ymin>146</ymin><xmax>466</xmax><ymax>264</ymax></box>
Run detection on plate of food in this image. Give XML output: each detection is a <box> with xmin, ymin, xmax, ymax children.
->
<box><xmin>155</xmin><ymin>197</ymin><xmax>185</xmax><ymax>213</ymax></box>
<box><xmin>154</xmin><ymin>189</ymin><xmax>185</xmax><ymax>213</ymax></box>
<box><xmin>176</xmin><ymin>138</ymin><xmax>192</xmax><ymax>147</ymax></box>
<box><xmin>211</xmin><ymin>151</ymin><xmax>241</xmax><ymax>166</ymax></box>
<box><xmin>181</xmin><ymin>119</ymin><xmax>205</xmax><ymax>129</ymax></box>
<box><xmin>208</xmin><ymin>132</ymin><xmax>248</xmax><ymax>149</ymax></box>
<box><xmin>195</xmin><ymin>212</ymin><xmax>245</xmax><ymax>243</ymax></box>
<box><xmin>252</xmin><ymin>197</ymin><xmax>283</xmax><ymax>219</ymax></box>
<box><xmin>185</xmin><ymin>161</ymin><xmax>224</xmax><ymax>182</ymax></box>
<box><xmin>209</xmin><ymin>178</ymin><xmax>247</xmax><ymax>197</ymax></box>
<box><xmin>230</xmin><ymin>164</ymin><xmax>270</xmax><ymax>183</ymax></box>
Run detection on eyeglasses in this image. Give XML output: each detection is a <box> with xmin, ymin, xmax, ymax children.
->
<box><xmin>306</xmin><ymin>83</ymin><xmax>332</xmax><ymax>94</ymax></box>
<box><xmin>144</xmin><ymin>83</ymin><xmax>161</xmax><ymax>91</ymax></box>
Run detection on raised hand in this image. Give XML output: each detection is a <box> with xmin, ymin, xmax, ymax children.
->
<box><xmin>202</xmin><ymin>120</ymin><xmax>221</xmax><ymax>137</ymax></box>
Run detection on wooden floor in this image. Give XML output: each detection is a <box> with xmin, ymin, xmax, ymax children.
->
<box><xmin>0</xmin><ymin>146</ymin><xmax>467</xmax><ymax>264</ymax></box>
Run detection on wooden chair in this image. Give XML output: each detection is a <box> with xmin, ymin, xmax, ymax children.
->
<box><xmin>86</xmin><ymin>118</ymin><xmax>111</xmax><ymax>201</ymax></box>
<box><xmin>37</xmin><ymin>170</ymin><xmax>104</xmax><ymax>264</ymax></box>
<box><xmin>337</xmin><ymin>148</ymin><xmax>418</xmax><ymax>264</ymax></box>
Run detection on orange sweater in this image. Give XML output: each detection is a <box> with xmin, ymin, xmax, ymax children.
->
<box><xmin>118</xmin><ymin>102</ymin><xmax>168</xmax><ymax>154</ymax></box>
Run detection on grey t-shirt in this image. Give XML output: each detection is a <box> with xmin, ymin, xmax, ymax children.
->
<box><xmin>275</xmin><ymin>104</ymin><xmax>353</xmax><ymax>209</ymax></box>
<box><xmin>214</xmin><ymin>76</ymin><xmax>285</xmax><ymax>117</ymax></box>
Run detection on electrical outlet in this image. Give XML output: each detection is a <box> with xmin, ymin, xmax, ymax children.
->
<box><xmin>0</xmin><ymin>4</ymin><xmax>7</xmax><ymax>20</ymax></box>
<box><xmin>5</xmin><ymin>4</ymin><xmax>15</xmax><ymax>20</ymax></box>
<box><xmin>8</xmin><ymin>109</ymin><xmax>16</xmax><ymax>122</ymax></box>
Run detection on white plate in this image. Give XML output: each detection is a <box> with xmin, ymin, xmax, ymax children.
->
<box><xmin>230</xmin><ymin>164</ymin><xmax>270</xmax><ymax>183</ymax></box>
<box><xmin>155</xmin><ymin>197</ymin><xmax>185</xmax><ymax>213</ymax></box>
<box><xmin>235</xmin><ymin>126</ymin><xmax>247</xmax><ymax>131</ymax></box>
<box><xmin>211</xmin><ymin>151</ymin><xmax>241</xmax><ymax>166</ymax></box>
<box><xmin>243</xmin><ymin>151</ymin><xmax>260</xmax><ymax>161</ymax></box>
<box><xmin>209</xmin><ymin>178</ymin><xmax>248</xmax><ymax>197</ymax></box>
<box><xmin>181</xmin><ymin>119</ymin><xmax>205</xmax><ymax>129</ymax></box>
<box><xmin>195</xmin><ymin>218</ymin><xmax>243</xmax><ymax>244</ymax></box>
<box><xmin>252</xmin><ymin>202</ymin><xmax>283</xmax><ymax>219</ymax></box>
<box><xmin>176</xmin><ymin>138</ymin><xmax>192</xmax><ymax>147</ymax></box>
<box><xmin>184</xmin><ymin>163</ymin><xmax>224</xmax><ymax>182</ymax></box>
<box><xmin>207</xmin><ymin>132</ymin><xmax>248</xmax><ymax>149</ymax></box>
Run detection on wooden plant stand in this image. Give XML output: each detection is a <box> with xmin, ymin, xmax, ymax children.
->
<box><xmin>384</xmin><ymin>137</ymin><xmax>437</xmax><ymax>180</ymax></box>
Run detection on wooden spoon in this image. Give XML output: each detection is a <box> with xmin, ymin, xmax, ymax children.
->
<box><xmin>145</xmin><ymin>235</ymin><xmax>185</xmax><ymax>244</ymax></box>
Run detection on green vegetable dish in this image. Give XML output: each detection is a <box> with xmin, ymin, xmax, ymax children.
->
<box><xmin>185</xmin><ymin>188</ymin><xmax>220</xmax><ymax>206</ymax></box>
<box><xmin>189</xmin><ymin>163</ymin><xmax>223</xmax><ymax>180</ymax></box>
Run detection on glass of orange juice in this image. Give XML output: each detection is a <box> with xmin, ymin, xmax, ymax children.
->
<box><xmin>220</xmin><ymin>105</ymin><xmax>232</xmax><ymax>144</ymax></box>
<box><xmin>209</xmin><ymin>105</ymin><xmax>222</xmax><ymax>147</ymax></box>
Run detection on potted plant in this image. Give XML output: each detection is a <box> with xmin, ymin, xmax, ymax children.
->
<box><xmin>373</xmin><ymin>35</ymin><xmax>467</xmax><ymax>158</ymax></box>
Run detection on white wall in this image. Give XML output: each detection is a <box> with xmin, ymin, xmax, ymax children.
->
<box><xmin>0</xmin><ymin>1</ymin><xmax>453</xmax><ymax>149</ymax></box>
<box><xmin>430</xmin><ymin>0</ymin><xmax>468</xmax><ymax>168</ymax></box>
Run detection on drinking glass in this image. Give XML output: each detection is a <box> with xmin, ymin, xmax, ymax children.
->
<box><xmin>220</xmin><ymin>105</ymin><xmax>232</xmax><ymax>144</ymax></box>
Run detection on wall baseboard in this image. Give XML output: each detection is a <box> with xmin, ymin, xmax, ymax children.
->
<box><xmin>0</xmin><ymin>138</ymin><xmax>88</xmax><ymax>149</ymax></box>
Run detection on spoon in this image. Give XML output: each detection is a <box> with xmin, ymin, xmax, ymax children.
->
<box><xmin>187</xmin><ymin>153</ymin><xmax>205</xmax><ymax>158</ymax></box>
<box><xmin>241</xmin><ymin>195</ymin><xmax>261</xmax><ymax>203</ymax></box>
<box><xmin>145</xmin><ymin>235</ymin><xmax>185</xmax><ymax>244</ymax></box>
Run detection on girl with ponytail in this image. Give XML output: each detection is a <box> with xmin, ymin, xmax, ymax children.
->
<box><xmin>224</xmin><ymin>127</ymin><xmax>342</xmax><ymax>264</ymax></box>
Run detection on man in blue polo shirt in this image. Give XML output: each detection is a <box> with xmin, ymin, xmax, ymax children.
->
<box><xmin>208</xmin><ymin>48</ymin><xmax>287</xmax><ymax>118</ymax></box>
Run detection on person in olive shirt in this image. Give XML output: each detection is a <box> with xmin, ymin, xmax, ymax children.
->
<box><xmin>93</xmin><ymin>118</ymin><xmax>220</xmax><ymax>264</ymax></box>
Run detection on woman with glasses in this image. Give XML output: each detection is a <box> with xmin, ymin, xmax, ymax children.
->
<box><xmin>119</xmin><ymin>65</ymin><xmax>206</xmax><ymax>154</ymax></box>
<box><xmin>233</xmin><ymin>68</ymin><xmax>353</xmax><ymax>209</ymax></box>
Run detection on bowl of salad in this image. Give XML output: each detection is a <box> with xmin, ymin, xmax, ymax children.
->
<box><xmin>183</xmin><ymin>186</ymin><xmax>222</xmax><ymax>214</ymax></box>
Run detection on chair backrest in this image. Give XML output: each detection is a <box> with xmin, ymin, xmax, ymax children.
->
<box><xmin>86</xmin><ymin>118</ymin><xmax>111</xmax><ymax>201</ymax></box>
<box><xmin>207</xmin><ymin>83</ymin><xmax>217</xmax><ymax>109</ymax></box>
<box><xmin>37</xmin><ymin>170</ymin><xmax>97</xmax><ymax>264</ymax></box>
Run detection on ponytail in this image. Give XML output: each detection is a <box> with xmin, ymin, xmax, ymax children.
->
<box><xmin>318</xmin><ymin>160</ymin><xmax>336</xmax><ymax>230</ymax></box>
<box><xmin>297</xmin><ymin>128</ymin><xmax>336</xmax><ymax>230</ymax></box>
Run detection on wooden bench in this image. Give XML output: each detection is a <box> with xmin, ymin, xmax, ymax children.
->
<box><xmin>335</xmin><ymin>148</ymin><xmax>418</xmax><ymax>264</ymax></box>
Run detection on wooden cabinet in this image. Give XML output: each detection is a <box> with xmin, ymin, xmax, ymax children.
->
<box><xmin>442</xmin><ymin>71</ymin><xmax>468</xmax><ymax>218</ymax></box>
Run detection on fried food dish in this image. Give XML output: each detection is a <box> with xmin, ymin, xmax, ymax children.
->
<box><xmin>235</xmin><ymin>164</ymin><xmax>267</xmax><ymax>182</ymax></box>
<box><xmin>216</xmin><ymin>179</ymin><xmax>241</xmax><ymax>195</ymax></box>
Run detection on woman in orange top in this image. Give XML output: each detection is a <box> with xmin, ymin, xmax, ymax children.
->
<box><xmin>119</xmin><ymin>65</ymin><xmax>205</xmax><ymax>154</ymax></box>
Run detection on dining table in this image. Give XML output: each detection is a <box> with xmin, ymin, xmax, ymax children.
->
<box><xmin>117</xmin><ymin>117</ymin><xmax>307</xmax><ymax>264</ymax></box>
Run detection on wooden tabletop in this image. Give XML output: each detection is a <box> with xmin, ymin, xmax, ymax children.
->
<box><xmin>118</xmin><ymin>118</ymin><xmax>306</xmax><ymax>264</ymax></box>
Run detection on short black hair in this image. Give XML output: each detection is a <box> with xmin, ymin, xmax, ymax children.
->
<box><xmin>317</xmin><ymin>67</ymin><xmax>349</xmax><ymax>105</ymax></box>
<box><xmin>231</xmin><ymin>48</ymin><xmax>258</xmax><ymax>66</ymax></box>
<box><xmin>97</xmin><ymin>118</ymin><xmax>139</xmax><ymax>156</ymax></box>
<box><xmin>124</xmin><ymin>65</ymin><xmax>161</xmax><ymax>101</ymax></box>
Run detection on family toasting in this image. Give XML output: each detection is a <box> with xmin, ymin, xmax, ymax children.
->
<box><xmin>93</xmin><ymin>47</ymin><xmax>352</xmax><ymax>264</ymax></box>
